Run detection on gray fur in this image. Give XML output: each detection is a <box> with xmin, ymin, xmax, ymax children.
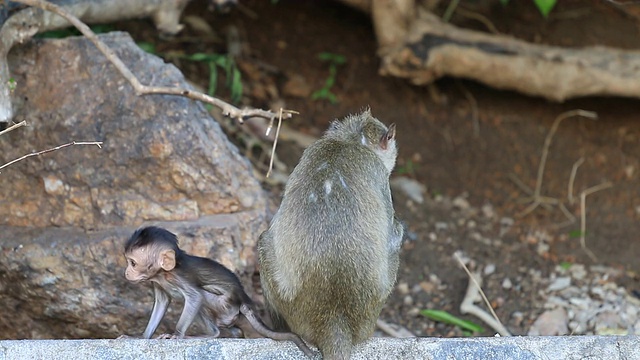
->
<box><xmin>258</xmin><ymin>110</ymin><xmax>403</xmax><ymax>360</ymax></box>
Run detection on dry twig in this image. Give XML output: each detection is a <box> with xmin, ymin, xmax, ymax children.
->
<box><xmin>0</xmin><ymin>120</ymin><xmax>26</xmax><ymax>136</ymax></box>
<box><xmin>579</xmin><ymin>181</ymin><xmax>613</xmax><ymax>262</ymax></box>
<box><xmin>512</xmin><ymin>109</ymin><xmax>597</xmax><ymax>224</ymax></box>
<box><xmin>455</xmin><ymin>7</ymin><xmax>501</xmax><ymax>34</ymax></box>
<box><xmin>265</xmin><ymin>109</ymin><xmax>298</xmax><ymax>178</ymax></box>
<box><xmin>454</xmin><ymin>253</ymin><xmax>511</xmax><ymax>337</ymax></box>
<box><xmin>0</xmin><ymin>141</ymin><xmax>103</xmax><ymax>171</ymax></box>
<box><xmin>568</xmin><ymin>157</ymin><xmax>585</xmax><ymax>205</ymax></box>
<box><xmin>12</xmin><ymin>0</ymin><xmax>286</xmax><ymax>124</ymax></box>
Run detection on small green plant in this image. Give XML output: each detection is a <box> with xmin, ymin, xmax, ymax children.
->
<box><xmin>37</xmin><ymin>24</ymin><xmax>114</xmax><ymax>39</ymax></box>
<box><xmin>559</xmin><ymin>261</ymin><xmax>572</xmax><ymax>270</ymax></box>
<box><xmin>136</xmin><ymin>42</ymin><xmax>157</xmax><ymax>54</ymax></box>
<box><xmin>420</xmin><ymin>309</ymin><xmax>484</xmax><ymax>336</ymax></box>
<box><xmin>568</xmin><ymin>229</ymin><xmax>585</xmax><ymax>239</ymax></box>
<box><xmin>395</xmin><ymin>159</ymin><xmax>416</xmax><ymax>177</ymax></box>
<box><xmin>182</xmin><ymin>53</ymin><xmax>243</xmax><ymax>105</ymax></box>
<box><xmin>311</xmin><ymin>52</ymin><xmax>346</xmax><ymax>104</ymax></box>
<box><xmin>500</xmin><ymin>0</ymin><xmax>557</xmax><ymax>18</ymax></box>
<box><xmin>7</xmin><ymin>78</ymin><xmax>16</xmax><ymax>93</ymax></box>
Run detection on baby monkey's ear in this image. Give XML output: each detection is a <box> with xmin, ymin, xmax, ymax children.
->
<box><xmin>160</xmin><ymin>249</ymin><xmax>176</xmax><ymax>271</ymax></box>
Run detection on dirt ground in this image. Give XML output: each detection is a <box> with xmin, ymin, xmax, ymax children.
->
<box><xmin>118</xmin><ymin>0</ymin><xmax>640</xmax><ymax>337</ymax></box>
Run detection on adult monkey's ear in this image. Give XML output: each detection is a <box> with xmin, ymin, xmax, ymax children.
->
<box><xmin>379</xmin><ymin>123</ymin><xmax>396</xmax><ymax>150</ymax></box>
<box><xmin>160</xmin><ymin>249</ymin><xmax>176</xmax><ymax>271</ymax></box>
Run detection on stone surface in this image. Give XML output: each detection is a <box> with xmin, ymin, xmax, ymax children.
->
<box><xmin>1</xmin><ymin>336</ymin><xmax>639</xmax><ymax>360</ymax></box>
<box><xmin>0</xmin><ymin>33</ymin><xmax>268</xmax><ymax>339</ymax></box>
<box><xmin>2</xmin><ymin>33</ymin><xmax>265</xmax><ymax>228</ymax></box>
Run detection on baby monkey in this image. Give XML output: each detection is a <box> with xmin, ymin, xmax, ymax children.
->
<box><xmin>122</xmin><ymin>226</ymin><xmax>313</xmax><ymax>357</ymax></box>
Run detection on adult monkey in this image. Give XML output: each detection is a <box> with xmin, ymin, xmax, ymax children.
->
<box><xmin>259</xmin><ymin>110</ymin><xmax>404</xmax><ymax>359</ymax></box>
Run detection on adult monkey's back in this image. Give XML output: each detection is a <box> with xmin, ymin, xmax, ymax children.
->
<box><xmin>258</xmin><ymin>110</ymin><xmax>404</xmax><ymax>359</ymax></box>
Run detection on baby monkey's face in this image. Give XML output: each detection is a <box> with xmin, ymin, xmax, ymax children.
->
<box><xmin>124</xmin><ymin>246</ymin><xmax>157</xmax><ymax>283</ymax></box>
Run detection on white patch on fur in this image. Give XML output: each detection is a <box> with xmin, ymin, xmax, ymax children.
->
<box><xmin>361</xmin><ymin>134</ymin><xmax>367</xmax><ymax>145</ymax></box>
<box><xmin>338</xmin><ymin>174</ymin><xmax>348</xmax><ymax>189</ymax></box>
<box><xmin>324</xmin><ymin>180</ymin><xmax>332</xmax><ymax>195</ymax></box>
<box><xmin>309</xmin><ymin>192</ymin><xmax>317</xmax><ymax>202</ymax></box>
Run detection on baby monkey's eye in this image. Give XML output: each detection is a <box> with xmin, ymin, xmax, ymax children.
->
<box><xmin>130</xmin><ymin>259</ymin><xmax>137</xmax><ymax>268</ymax></box>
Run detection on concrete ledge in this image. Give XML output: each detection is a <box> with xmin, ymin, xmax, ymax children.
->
<box><xmin>0</xmin><ymin>336</ymin><xmax>638</xmax><ymax>359</ymax></box>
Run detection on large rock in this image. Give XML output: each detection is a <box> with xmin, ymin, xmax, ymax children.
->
<box><xmin>0</xmin><ymin>33</ymin><xmax>268</xmax><ymax>339</ymax></box>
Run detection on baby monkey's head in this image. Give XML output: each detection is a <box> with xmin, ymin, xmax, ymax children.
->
<box><xmin>124</xmin><ymin>226</ymin><xmax>180</xmax><ymax>283</ymax></box>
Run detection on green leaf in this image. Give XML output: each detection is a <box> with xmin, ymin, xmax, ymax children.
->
<box><xmin>36</xmin><ymin>29</ymin><xmax>81</xmax><ymax>39</ymax></box>
<box><xmin>568</xmin><ymin>229</ymin><xmax>585</xmax><ymax>239</ymax></box>
<box><xmin>223</xmin><ymin>59</ymin><xmax>233</xmax><ymax>79</ymax></box>
<box><xmin>318</xmin><ymin>52</ymin><xmax>346</xmax><ymax>64</ymax></box>
<box><xmin>560</xmin><ymin>261</ymin><xmax>572</xmax><ymax>270</ymax></box>
<box><xmin>499</xmin><ymin>0</ymin><xmax>510</xmax><ymax>5</ymax></box>
<box><xmin>184</xmin><ymin>53</ymin><xmax>217</xmax><ymax>62</ymax></box>
<box><xmin>420</xmin><ymin>309</ymin><xmax>484</xmax><ymax>333</ymax></box>
<box><xmin>327</xmin><ymin>92</ymin><xmax>338</xmax><ymax>104</ymax></box>
<box><xmin>396</xmin><ymin>160</ymin><xmax>416</xmax><ymax>176</ymax></box>
<box><xmin>230</xmin><ymin>68</ymin><xmax>243</xmax><ymax>103</ymax></box>
<box><xmin>310</xmin><ymin>89</ymin><xmax>327</xmax><ymax>101</ymax></box>
<box><xmin>90</xmin><ymin>24</ymin><xmax>114</xmax><ymax>34</ymax></box>
<box><xmin>534</xmin><ymin>0</ymin><xmax>556</xmax><ymax>18</ymax></box>
<box><xmin>136</xmin><ymin>42</ymin><xmax>156</xmax><ymax>54</ymax></box>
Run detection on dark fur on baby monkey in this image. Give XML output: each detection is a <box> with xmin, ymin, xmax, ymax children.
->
<box><xmin>122</xmin><ymin>226</ymin><xmax>313</xmax><ymax>357</ymax></box>
<box><xmin>259</xmin><ymin>110</ymin><xmax>404</xmax><ymax>360</ymax></box>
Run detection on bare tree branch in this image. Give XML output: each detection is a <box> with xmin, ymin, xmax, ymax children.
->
<box><xmin>0</xmin><ymin>141</ymin><xmax>102</xmax><ymax>171</ymax></box>
<box><xmin>11</xmin><ymin>0</ymin><xmax>288</xmax><ymax>124</ymax></box>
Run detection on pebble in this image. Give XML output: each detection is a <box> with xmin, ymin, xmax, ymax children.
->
<box><xmin>528</xmin><ymin>307</ymin><xmax>569</xmax><ymax>336</ymax></box>
<box><xmin>419</xmin><ymin>281</ymin><xmax>435</xmax><ymax>293</ymax></box>
<box><xmin>511</xmin><ymin>311</ymin><xmax>524</xmax><ymax>326</ymax></box>
<box><xmin>429</xmin><ymin>274</ymin><xmax>441</xmax><ymax>284</ymax></box>
<box><xmin>547</xmin><ymin>276</ymin><xmax>571</xmax><ymax>291</ymax></box>
<box><xmin>481</xmin><ymin>203</ymin><xmax>495</xmax><ymax>219</ymax></box>
<box><xmin>390</xmin><ymin>177</ymin><xmax>426</xmax><ymax>204</ymax></box>
<box><xmin>568</xmin><ymin>297</ymin><xmax>590</xmax><ymax>310</ymax></box>
<box><xmin>502</xmin><ymin>278</ymin><xmax>513</xmax><ymax>289</ymax></box>
<box><xmin>435</xmin><ymin>222</ymin><xmax>449</xmax><ymax>231</ymax></box>
<box><xmin>403</xmin><ymin>295</ymin><xmax>414</xmax><ymax>306</ymax></box>
<box><xmin>397</xmin><ymin>282</ymin><xmax>410</xmax><ymax>295</ymax></box>
<box><xmin>499</xmin><ymin>217</ymin><xmax>514</xmax><ymax>236</ymax></box>
<box><xmin>484</xmin><ymin>263</ymin><xmax>496</xmax><ymax>276</ymax></box>
<box><xmin>452</xmin><ymin>195</ymin><xmax>470</xmax><ymax>210</ymax></box>
<box><xmin>536</xmin><ymin>242</ymin><xmax>550</xmax><ymax>256</ymax></box>
<box><xmin>569</xmin><ymin>264</ymin><xmax>587</xmax><ymax>280</ymax></box>
<box><xmin>590</xmin><ymin>286</ymin><xmax>606</xmax><ymax>299</ymax></box>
